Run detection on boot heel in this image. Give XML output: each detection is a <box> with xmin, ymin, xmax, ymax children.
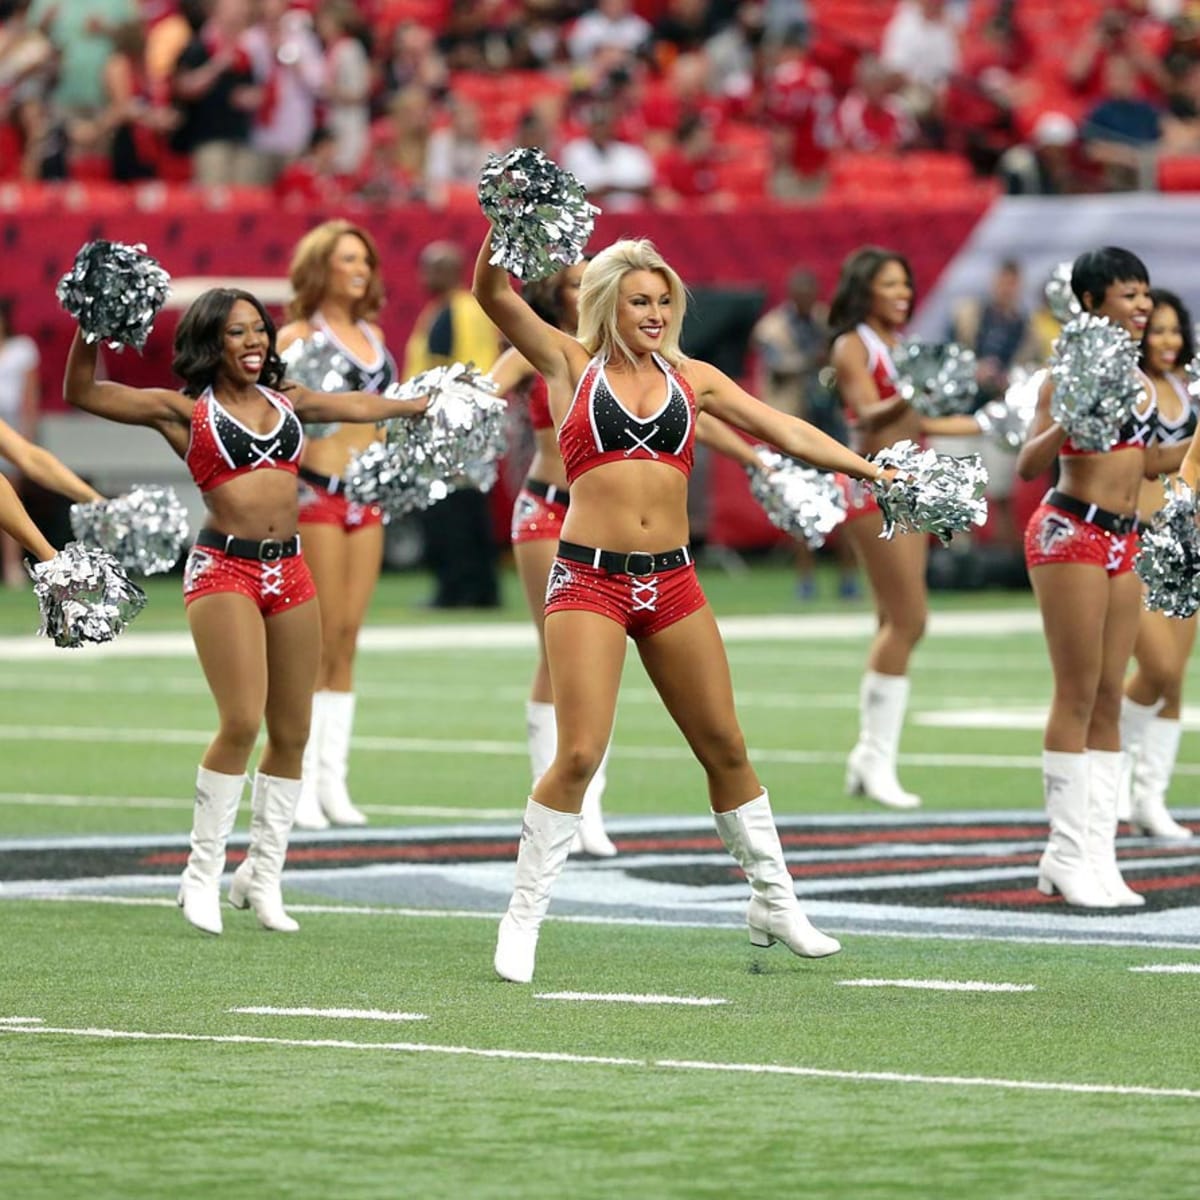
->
<box><xmin>748</xmin><ymin>924</ymin><xmax>775</xmax><ymax>949</ymax></box>
<box><xmin>1036</xmin><ymin>875</ymin><xmax>1056</xmax><ymax>896</ymax></box>
<box><xmin>227</xmin><ymin>862</ymin><xmax>251</xmax><ymax>910</ymax></box>
<box><xmin>844</xmin><ymin>766</ymin><xmax>864</xmax><ymax>798</ymax></box>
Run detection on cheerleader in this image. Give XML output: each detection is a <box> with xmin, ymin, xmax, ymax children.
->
<box><xmin>277</xmin><ymin>221</ymin><xmax>398</xmax><ymax>830</ymax></box>
<box><xmin>1119</xmin><ymin>288</ymin><xmax>1196</xmax><ymax>841</ymax></box>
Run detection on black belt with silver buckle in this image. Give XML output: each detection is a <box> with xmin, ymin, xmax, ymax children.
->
<box><xmin>195</xmin><ymin>528</ymin><xmax>301</xmax><ymax>562</ymax></box>
<box><xmin>556</xmin><ymin>539</ymin><xmax>691</xmax><ymax>577</ymax></box>
<box><xmin>526</xmin><ymin>478</ymin><xmax>569</xmax><ymax>507</ymax></box>
<box><xmin>299</xmin><ymin>466</ymin><xmax>341</xmax><ymax>494</ymax></box>
<box><xmin>1045</xmin><ymin>490</ymin><xmax>1139</xmax><ymax>536</ymax></box>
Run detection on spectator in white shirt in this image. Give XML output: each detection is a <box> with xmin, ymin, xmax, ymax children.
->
<box><xmin>881</xmin><ymin>0</ymin><xmax>960</xmax><ymax>92</ymax></box>
<box><xmin>316</xmin><ymin>0</ymin><xmax>370</xmax><ymax>175</ymax></box>
<box><xmin>425</xmin><ymin>98</ymin><xmax>494</xmax><ymax>200</ymax></box>
<box><xmin>560</xmin><ymin>99</ymin><xmax>654</xmax><ymax>210</ymax></box>
<box><xmin>567</xmin><ymin>0</ymin><xmax>652</xmax><ymax>64</ymax></box>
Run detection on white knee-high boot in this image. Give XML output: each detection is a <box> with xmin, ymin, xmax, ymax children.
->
<box><xmin>1130</xmin><ymin>717</ymin><xmax>1193</xmax><ymax>840</ymax></box>
<box><xmin>1086</xmin><ymin>749</ymin><xmax>1144</xmax><ymax>907</ymax></box>
<box><xmin>228</xmin><ymin>772</ymin><xmax>302</xmax><ymax>932</ymax></box>
<box><xmin>1036</xmin><ymin>750</ymin><xmax>1115</xmax><ymax>908</ymax></box>
<box><xmin>845</xmin><ymin>670</ymin><xmax>920</xmax><ymax>809</ymax></box>
<box><xmin>1118</xmin><ymin>696</ymin><xmax>1159</xmax><ymax>822</ymax></box>
<box><xmin>494</xmin><ymin>798</ymin><xmax>581</xmax><ymax>983</ymax></box>
<box><xmin>317</xmin><ymin>690</ymin><xmax>367</xmax><ymax>826</ymax></box>
<box><xmin>574</xmin><ymin>744</ymin><xmax>618</xmax><ymax>857</ymax></box>
<box><xmin>178</xmin><ymin>766</ymin><xmax>245</xmax><ymax>935</ymax></box>
<box><xmin>712</xmin><ymin>790</ymin><xmax>841</xmax><ymax>958</ymax></box>
<box><xmin>292</xmin><ymin>695</ymin><xmax>329</xmax><ymax>831</ymax></box>
<box><xmin>526</xmin><ymin>700</ymin><xmax>557</xmax><ymax>782</ymax></box>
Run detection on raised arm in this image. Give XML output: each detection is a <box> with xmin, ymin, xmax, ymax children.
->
<box><xmin>472</xmin><ymin>229</ymin><xmax>583</xmax><ymax>386</ymax></box>
<box><xmin>1015</xmin><ymin>375</ymin><xmax>1068</xmax><ymax>481</ymax></box>
<box><xmin>690</xmin><ymin>361</ymin><xmax>881</xmax><ymax>482</ymax></box>
<box><xmin>830</xmin><ymin>330</ymin><xmax>909</xmax><ymax>431</ymax></box>
<box><xmin>0</xmin><ymin>472</ymin><xmax>55</xmax><ymax>562</ymax></box>
<box><xmin>0</xmin><ymin>420</ymin><xmax>103</xmax><ymax>503</ymax></box>
<box><xmin>64</xmin><ymin>330</ymin><xmax>193</xmax><ymax>453</ymax></box>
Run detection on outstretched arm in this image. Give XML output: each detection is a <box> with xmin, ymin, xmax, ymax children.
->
<box><xmin>691</xmin><ymin>361</ymin><xmax>881</xmax><ymax>482</ymax></box>
<box><xmin>472</xmin><ymin>229</ymin><xmax>582</xmax><ymax>386</ymax></box>
<box><xmin>0</xmin><ymin>420</ymin><xmax>103</xmax><ymax>503</ymax></box>
<box><xmin>286</xmin><ymin>384</ymin><xmax>430</xmax><ymax>425</ymax></box>
<box><xmin>695</xmin><ymin>412</ymin><xmax>761</xmax><ymax>469</ymax></box>
<box><xmin>0</xmin><ymin>473</ymin><xmax>55</xmax><ymax>562</ymax></box>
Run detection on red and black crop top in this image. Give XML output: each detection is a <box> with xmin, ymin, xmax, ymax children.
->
<box><xmin>186</xmin><ymin>386</ymin><xmax>304</xmax><ymax>492</ymax></box>
<box><xmin>558</xmin><ymin>354</ymin><xmax>695</xmax><ymax>484</ymax></box>
<box><xmin>1060</xmin><ymin>370</ymin><xmax>1156</xmax><ymax>456</ymax></box>
<box><xmin>528</xmin><ymin>374</ymin><xmax>553</xmax><ymax>432</ymax></box>
<box><xmin>842</xmin><ymin>323</ymin><xmax>899</xmax><ymax>426</ymax></box>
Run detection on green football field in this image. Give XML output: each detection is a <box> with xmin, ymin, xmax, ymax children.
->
<box><xmin>1</xmin><ymin>563</ymin><xmax>1198</xmax><ymax>1200</ymax></box>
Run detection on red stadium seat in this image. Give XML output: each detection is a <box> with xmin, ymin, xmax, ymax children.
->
<box><xmin>1157</xmin><ymin>155</ymin><xmax>1200</xmax><ymax>192</ymax></box>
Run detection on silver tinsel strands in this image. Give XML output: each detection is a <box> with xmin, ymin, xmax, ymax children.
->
<box><xmin>871</xmin><ymin>439</ymin><xmax>989</xmax><ymax>545</ymax></box>
<box><xmin>27</xmin><ymin>542</ymin><xmax>147</xmax><ymax>648</ymax></box>
<box><xmin>747</xmin><ymin>449</ymin><xmax>846</xmax><ymax>547</ymax></box>
<box><xmin>1135</xmin><ymin>481</ymin><xmax>1200</xmax><ymax>618</ymax></box>
<box><xmin>56</xmin><ymin>240</ymin><xmax>171</xmax><ymax>352</ymax></box>
<box><xmin>1044</xmin><ymin>261</ymin><xmax>1081</xmax><ymax>325</ymax></box>
<box><xmin>1048</xmin><ymin>314</ymin><xmax>1144</xmax><ymax>452</ymax></box>
<box><xmin>279</xmin><ymin>332</ymin><xmax>355</xmax><ymax>438</ymax></box>
<box><xmin>478</xmin><ymin>148</ymin><xmax>600</xmax><ymax>280</ymax></box>
<box><xmin>343</xmin><ymin>363</ymin><xmax>508</xmax><ymax>517</ymax></box>
<box><xmin>893</xmin><ymin>341</ymin><xmax>979</xmax><ymax>417</ymax></box>
<box><xmin>974</xmin><ymin>366</ymin><xmax>1044</xmax><ymax>452</ymax></box>
<box><xmin>69</xmin><ymin>485</ymin><xmax>190</xmax><ymax>576</ymax></box>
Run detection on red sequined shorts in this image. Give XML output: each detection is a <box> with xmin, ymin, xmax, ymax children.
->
<box><xmin>543</xmin><ymin>545</ymin><xmax>706</xmax><ymax>640</ymax></box>
<box><xmin>297</xmin><ymin>471</ymin><xmax>384</xmax><ymax>531</ymax></box>
<box><xmin>511</xmin><ymin>481</ymin><xmax>569</xmax><ymax>545</ymax></box>
<box><xmin>836</xmin><ymin>473</ymin><xmax>881</xmax><ymax>523</ymax></box>
<box><xmin>183</xmin><ymin>543</ymin><xmax>318</xmax><ymax>616</ymax></box>
<box><xmin>1024</xmin><ymin>501</ymin><xmax>1139</xmax><ymax>576</ymax></box>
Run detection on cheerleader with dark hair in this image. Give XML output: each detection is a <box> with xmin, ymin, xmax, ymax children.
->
<box><xmin>63</xmin><ymin>288</ymin><xmax>428</xmax><ymax>937</ymax></box>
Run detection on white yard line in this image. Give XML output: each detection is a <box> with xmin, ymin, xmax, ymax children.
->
<box><xmin>229</xmin><ymin>1006</ymin><xmax>427</xmax><ymax>1021</ymax></box>
<box><xmin>837</xmin><ymin>979</ymin><xmax>1036</xmax><ymax>992</ymax></box>
<box><xmin>1</xmin><ymin>1020</ymin><xmax>1196</xmax><ymax>1100</ymax></box>
<box><xmin>1128</xmin><ymin>964</ymin><xmax>1200</xmax><ymax>974</ymax></box>
<box><xmin>534</xmin><ymin>992</ymin><xmax>728</xmax><ymax>1006</ymax></box>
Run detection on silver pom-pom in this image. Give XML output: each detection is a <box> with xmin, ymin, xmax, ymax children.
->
<box><xmin>871</xmin><ymin>439</ymin><xmax>989</xmax><ymax>545</ymax></box>
<box><xmin>56</xmin><ymin>240</ymin><xmax>171</xmax><ymax>352</ymax></box>
<box><xmin>279</xmin><ymin>331</ymin><xmax>357</xmax><ymax>438</ymax></box>
<box><xmin>747</xmin><ymin>449</ymin><xmax>847</xmax><ymax>548</ymax></box>
<box><xmin>974</xmin><ymin>366</ymin><xmax>1044</xmax><ymax>452</ymax></box>
<box><xmin>344</xmin><ymin>362</ymin><xmax>508</xmax><ymax>517</ymax></box>
<box><xmin>69</xmin><ymin>485</ymin><xmax>190</xmax><ymax>576</ymax></box>
<box><xmin>26</xmin><ymin>542</ymin><xmax>147</xmax><ymax>648</ymax></box>
<box><xmin>1048</xmin><ymin>314</ymin><xmax>1144</xmax><ymax>452</ymax></box>
<box><xmin>479</xmin><ymin>147</ymin><xmax>600</xmax><ymax>281</ymax></box>
<box><xmin>893</xmin><ymin>341</ymin><xmax>979</xmax><ymax>417</ymax></box>
<box><xmin>1045</xmin><ymin>261</ymin><xmax>1081</xmax><ymax>325</ymax></box>
<box><xmin>1135</xmin><ymin>480</ymin><xmax>1200</xmax><ymax>618</ymax></box>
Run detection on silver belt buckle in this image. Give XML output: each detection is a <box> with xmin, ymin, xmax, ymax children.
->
<box><xmin>623</xmin><ymin>551</ymin><xmax>655</xmax><ymax>576</ymax></box>
<box><xmin>258</xmin><ymin>539</ymin><xmax>285</xmax><ymax>562</ymax></box>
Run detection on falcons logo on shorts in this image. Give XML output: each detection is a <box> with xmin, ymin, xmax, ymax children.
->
<box><xmin>1037</xmin><ymin>513</ymin><xmax>1075</xmax><ymax>555</ymax></box>
<box><xmin>545</xmin><ymin>560</ymin><xmax>573</xmax><ymax>601</ymax></box>
<box><xmin>183</xmin><ymin>548</ymin><xmax>212</xmax><ymax>593</ymax></box>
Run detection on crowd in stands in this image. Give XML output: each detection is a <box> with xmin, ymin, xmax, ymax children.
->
<box><xmin>4</xmin><ymin>0</ymin><xmax>1200</xmax><ymax>207</ymax></box>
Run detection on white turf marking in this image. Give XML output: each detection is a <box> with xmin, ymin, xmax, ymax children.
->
<box><xmin>918</xmin><ymin>706</ymin><xmax>1200</xmax><ymax>733</ymax></box>
<box><xmin>230</xmin><ymin>1006</ymin><xmax>428</xmax><ymax>1022</ymax></box>
<box><xmin>1128</xmin><ymin>964</ymin><xmax>1200</xmax><ymax>974</ymax></box>
<box><xmin>2</xmin><ymin>1021</ymin><xmax>1197</xmax><ymax>1100</ymax></box>
<box><xmin>535</xmin><ymin>992</ymin><xmax>728</xmax><ymax>1007</ymax></box>
<box><xmin>0</xmin><ymin>1016</ymin><xmax>43</xmax><ymax>1025</ymax></box>
<box><xmin>838</xmin><ymin>979</ymin><xmax>1036</xmax><ymax>993</ymax></box>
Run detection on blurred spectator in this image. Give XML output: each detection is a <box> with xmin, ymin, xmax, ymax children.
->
<box><xmin>101</xmin><ymin>20</ymin><xmax>178</xmax><ymax>181</ymax></box>
<box><xmin>381</xmin><ymin>20</ymin><xmax>447</xmax><ymax>99</ymax></box>
<box><xmin>654</xmin><ymin>0</ymin><xmax>719</xmax><ymax>57</ymax></box>
<box><xmin>1066</xmin><ymin>3</ymin><xmax>1170</xmax><ymax>103</ymax></box>
<box><xmin>316</xmin><ymin>0</ymin><xmax>370</xmax><ymax>175</ymax></box>
<box><xmin>170</xmin><ymin>0</ymin><xmax>264</xmax><ymax>186</ymax></box>
<box><xmin>1081</xmin><ymin>52</ymin><xmax>1164</xmax><ymax>190</ymax></box>
<box><xmin>705</xmin><ymin>0</ymin><xmax>765</xmax><ymax>102</ymax></box>
<box><xmin>947</xmin><ymin>258</ymin><xmax>1033</xmax><ymax>401</ymax></box>
<box><xmin>514</xmin><ymin>102</ymin><xmax>555</xmax><ymax>152</ymax></box>
<box><xmin>28</xmin><ymin>0</ymin><xmax>137</xmax><ymax>116</ymax></box>
<box><xmin>837</xmin><ymin>54</ymin><xmax>916</xmax><ymax>153</ymax></box>
<box><xmin>881</xmin><ymin>0</ymin><xmax>961</xmax><ymax>93</ymax></box>
<box><xmin>652</xmin><ymin>110</ymin><xmax>729</xmax><ymax>206</ymax></box>
<box><xmin>763</xmin><ymin>26</ymin><xmax>836</xmax><ymax>187</ymax></box>
<box><xmin>274</xmin><ymin>124</ymin><xmax>345</xmax><ymax>206</ymax></box>
<box><xmin>763</xmin><ymin>0</ymin><xmax>809</xmax><ymax>41</ymax></box>
<box><xmin>243</xmin><ymin>0</ymin><xmax>324</xmax><ymax>184</ymax></box>
<box><xmin>0</xmin><ymin>296</ymin><xmax>38</xmax><ymax>586</ymax></box>
<box><xmin>1162</xmin><ymin>55</ymin><xmax>1200</xmax><ymax>150</ymax></box>
<box><xmin>437</xmin><ymin>0</ymin><xmax>515</xmax><ymax>72</ymax></box>
<box><xmin>352</xmin><ymin>85</ymin><xmax>432</xmax><ymax>205</ymax></box>
<box><xmin>999</xmin><ymin>110</ymin><xmax>1082</xmax><ymax>194</ymax></box>
<box><xmin>424</xmin><ymin>97</ymin><xmax>493</xmax><ymax>199</ymax></box>
<box><xmin>405</xmin><ymin>241</ymin><xmax>501</xmax><ymax>609</ymax></box>
<box><xmin>0</xmin><ymin>0</ymin><xmax>55</xmax><ymax>179</ymax></box>
<box><xmin>560</xmin><ymin>97</ymin><xmax>653</xmax><ymax>209</ymax></box>
<box><xmin>508</xmin><ymin>4</ymin><xmax>562</xmax><ymax>70</ymax></box>
<box><xmin>639</xmin><ymin>50</ymin><xmax>727</xmax><ymax>155</ymax></box>
<box><xmin>567</xmin><ymin>0</ymin><xmax>652</xmax><ymax>65</ymax></box>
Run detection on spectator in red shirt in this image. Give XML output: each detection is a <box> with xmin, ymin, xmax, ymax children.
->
<box><xmin>837</xmin><ymin>54</ymin><xmax>917</xmax><ymax>153</ymax></box>
<box><xmin>653</xmin><ymin>110</ymin><xmax>730</xmax><ymax>207</ymax></box>
<box><xmin>763</xmin><ymin>28</ymin><xmax>838</xmax><ymax>180</ymax></box>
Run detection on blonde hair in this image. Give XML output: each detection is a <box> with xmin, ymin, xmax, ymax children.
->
<box><xmin>286</xmin><ymin>220</ymin><xmax>384</xmax><ymax>322</ymax></box>
<box><xmin>576</xmin><ymin>239</ymin><xmax>688</xmax><ymax>367</ymax></box>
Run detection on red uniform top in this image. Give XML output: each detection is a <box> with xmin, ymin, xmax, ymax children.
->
<box><xmin>558</xmin><ymin>354</ymin><xmax>696</xmax><ymax>485</ymax></box>
<box><xmin>842</xmin><ymin>323</ymin><xmax>899</xmax><ymax>429</ymax></box>
<box><xmin>185</xmin><ymin>386</ymin><xmax>304</xmax><ymax>493</ymax></box>
<box><xmin>528</xmin><ymin>374</ymin><xmax>553</xmax><ymax>432</ymax></box>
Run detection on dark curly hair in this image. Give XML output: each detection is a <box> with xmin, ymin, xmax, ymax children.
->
<box><xmin>828</xmin><ymin>246</ymin><xmax>915</xmax><ymax>340</ymax></box>
<box><xmin>172</xmin><ymin>288</ymin><xmax>285</xmax><ymax>397</ymax></box>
